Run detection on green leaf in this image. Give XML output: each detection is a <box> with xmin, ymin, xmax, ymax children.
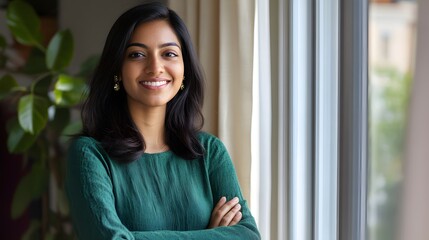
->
<box><xmin>62</xmin><ymin>120</ymin><xmax>82</xmax><ymax>135</ymax></box>
<box><xmin>49</xmin><ymin>106</ymin><xmax>70</xmax><ymax>133</ymax></box>
<box><xmin>60</xmin><ymin>120</ymin><xmax>82</xmax><ymax>143</ymax></box>
<box><xmin>21</xmin><ymin>220</ymin><xmax>41</xmax><ymax>240</ymax></box>
<box><xmin>26</xmin><ymin>138</ymin><xmax>49</xmax><ymax>166</ymax></box>
<box><xmin>30</xmin><ymin>163</ymin><xmax>49</xmax><ymax>197</ymax></box>
<box><xmin>78</xmin><ymin>54</ymin><xmax>100</xmax><ymax>77</ymax></box>
<box><xmin>44</xmin><ymin>232</ymin><xmax>56</xmax><ymax>240</ymax></box>
<box><xmin>11</xmin><ymin>162</ymin><xmax>49</xmax><ymax>219</ymax></box>
<box><xmin>22</xmin><ymin>48</ymin><xmax>48</xmax><ymax>74</ymax></box>
<box><xmin>6</xmin><ymin>118</ymin><xmax>38</xmax><ymax>153</ymax></box>
<box><xmin>46</xmin><ymin>30</ymin><xmax>74</xmax><ymax>71</ymax></box>
<box><xmin>31</xmin><ymin>75</ymin><xmax>52</xmax><ymax>96</ymax></box>
<box><xmin>0</xmin><ymin>74</ymin><xmax>19</xmax><ymax>100</ymax></box>
<box><xmin>0</xmin><ymin>34</ymin><xmax>6</xmax><ymax>49</ymax></box>
<box><xmin>6</xmin><ymin>0</ymin><xmax>44</xmax><ymax>50</ymax></box>
<box><xmin>0</xmin><ymin>34</ymin><xmax>8</xmax><ymax>68</ymax></box>
<box><xmin>0</xmin><ymin>55</ymin><xmax>6</xmax><ymax>68</ymax></box>
<box><xmin>53</xmin><ymin>74</ymin><xmax>87</xmax><ymax>106</ymax></box>
<box><xmin>57</xmin><ymin>188</ymin><xmax>69</xmax><ymax>216</ymax></box>
<box><xmin>18</xmin><ymin>94</ymin><xmax>49</xmax><ymax>135</ymax></box>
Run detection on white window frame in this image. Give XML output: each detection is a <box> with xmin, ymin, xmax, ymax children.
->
<box><xmin>253</xmin><ymin>0</ymin><xmax>367</xmax><ymax>239</ymax></box>
<box><xmin>288</xmin><ymin>0</ymin><xmax>368</xmax><ymax>240</ymax></box>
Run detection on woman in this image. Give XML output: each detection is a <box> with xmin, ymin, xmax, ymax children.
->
<box><xmin>66</xmin><ymin>2</ymin><xmax>260</xmax><ymax>239</ymax></box>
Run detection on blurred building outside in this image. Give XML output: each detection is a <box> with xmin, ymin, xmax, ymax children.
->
<box><xmin>368</xmin><ymin>1</ymin><xmax>417</xmax><ymax>240</ymax></box>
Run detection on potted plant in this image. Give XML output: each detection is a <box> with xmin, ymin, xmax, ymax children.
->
<box><xmin>0</xmin><ymin>0</ymin><xmax>97</xmax><ymax>238</ymax></box>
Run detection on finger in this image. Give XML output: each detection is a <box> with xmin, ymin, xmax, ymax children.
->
<box><xmin>209</xmin><ymin>197</ymin><xmax>239</xmax><ymax>227</ymax></box>
<box><xmin>213</xmin><ymin>196</ymin><xmax>227</xmax><ymax>212</ymax></box>
<box><xmin>217</xmin><ymin>197</ymin><xmax>239</xmax><ymax>215</ymax></box>
<box><xmin>208</xmin><ymin>196</ymin><xmax>227</xmax><ymax>228</ymax></box>
<box><xmin>219</xmin><ymin>203</ymin><xmax>241</xmax><ymax>226</ymax></box>
<box><xmin>228</xmin><ymin>211</ymin><xmax>243</xmax><ymax>226</ymax></box>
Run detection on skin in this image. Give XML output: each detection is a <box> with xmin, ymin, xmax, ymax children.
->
<box><xmin>121</xmin><ymin>20</ymin><xmax>242</xmax><ymax>228</ymax></box>
<box><xmin>121</xmin><ymin>20</ymin><xmax>184</xmax><ymax>153</ymax></box>
<box><xmin>207</xmin><ymin>197</ymin><xmax>243</xmax><ymax>228</ymax></box>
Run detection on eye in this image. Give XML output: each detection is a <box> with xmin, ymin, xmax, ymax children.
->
<box><xmin>164</xmin><ymin>52</ymin><xmax>178</xmax><ymax>58</ymax></box>
<box><xmin>128</xmin><ymin>52</ymin><xmax>145</xmax><ymax>59</ymax></box>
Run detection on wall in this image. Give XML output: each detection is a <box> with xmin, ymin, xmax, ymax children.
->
<box><xmin>59</xmin><ymin>0</ymin><xmax>167</xmax><ymax>71</ymax></box>
<box><xmin>400</xmin><ymin>0</ymin><xmax>429</xmax><ymax>239</ymax></box>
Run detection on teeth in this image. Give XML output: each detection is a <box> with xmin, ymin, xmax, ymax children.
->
<box><xmin>140</xmin><ymin>81</ymin><xmax>167</xmax><ymax>87</ymax></box>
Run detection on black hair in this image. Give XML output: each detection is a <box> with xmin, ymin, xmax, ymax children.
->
<box><xmin>81</xmin><ymin>2</ymin><xmax>205</xmax><ymax>162</ymax></box>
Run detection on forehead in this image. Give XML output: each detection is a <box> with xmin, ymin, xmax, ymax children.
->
<box><xmin>129</xmin><ymin>20</ymin><xmax>181</xmax><ymax>46</ymax></box>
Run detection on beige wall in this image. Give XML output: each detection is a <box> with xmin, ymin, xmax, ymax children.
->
<box><xmin>399</xmin><ymin>0</ymin><xmax>429</xmax><ymax>239</ymax></box>
<box><xmin>369</xmin><ymin>2</ymin><xmax>417</xmax><ymax>73</ymax></box>
<box><xmin>59</xmin><ymin>0</ymin><xmax>166</xmax><ymax>72</ymax></box>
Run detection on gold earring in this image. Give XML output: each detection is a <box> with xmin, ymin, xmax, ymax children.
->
<box><xmin>114</xmin><ymin>75</ymin><xmax>120</xmax><ymax>91</ymax></box>
<box><xmin>180</xmin><ymin>76</ymin><xmax>185</xmax><ymax>90</ymax></box>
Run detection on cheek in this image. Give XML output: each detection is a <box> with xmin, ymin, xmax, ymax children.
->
<box><xmin>121</xmin><ymin>64</ymin><xmax>140</xmax><ymax>85</ymax></box>
<box><xmin>121</xmin><ymin>62</ymin><xmax>137</xmax><ymax>78</ymax></box>
<box><xmin>122</xmin><ymin>79</ymin><xmax>132</xmax><ymax>91</ymax></box>
<box><xmin>170</xmin><ymin>62</ymin><xmax>185</xmax><ymax>80</ymax></box>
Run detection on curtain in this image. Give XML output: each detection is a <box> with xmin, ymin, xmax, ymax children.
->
<box><xmin>399</xmin><ymin>0</ymin><xmax>429</xmax><ymax>239</ymax></box>
<box><xmin>168</xmin><ymin>0</ymin><xmax>255</xmax><ymax>203</ymax></box>
<box><xmin>256</xmin><ymin>0</ymin><xmax>289</xmax><ymax>239</ymax></box>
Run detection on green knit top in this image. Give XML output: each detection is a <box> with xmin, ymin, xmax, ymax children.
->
<box><xmin>65</xmin><ymin>132</ymin><xmax>260</xmax><ymax>239</ymax></box>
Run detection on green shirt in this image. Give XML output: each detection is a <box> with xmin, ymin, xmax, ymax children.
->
<box><xmin>66</xmin><ymin>132</ymin><xmax>260</xmax><ymax>239</ymax></box>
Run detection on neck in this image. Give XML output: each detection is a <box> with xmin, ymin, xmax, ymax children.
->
<box><xmin>128</xmin><ymin>104</ymin><xmax>168</xmax><ymax>153</ymax></box>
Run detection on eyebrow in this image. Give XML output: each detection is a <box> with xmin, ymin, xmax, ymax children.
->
<box><xmin>126</xmin><ymin>42</ymin><xmax>181</xmax><ymax>49</ymax></box>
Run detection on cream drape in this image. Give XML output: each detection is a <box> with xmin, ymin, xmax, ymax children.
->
<box><xmin>399</xmin><ymin>0</ymin><xmax>429</xmax><ymax>239</ymax></box>
<box><xmin>169</xmin><ymin>1</ymin><xmax>255</xmax><ymax>202</ymax></box>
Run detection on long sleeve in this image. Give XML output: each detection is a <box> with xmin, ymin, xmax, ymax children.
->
<box><xmin>202</xmin><ymin>133</ymin><xmax>260</xmax><ymax>239</ymax></box>
<box><xmin>66</xmin><ymin>137</ymin><xmax>134</xmax><ymax>239</ymax></box>
<box><xmin>65</xmin><ymin>135</ymin><xmax>260</xmax><ymax>240</ymax></box>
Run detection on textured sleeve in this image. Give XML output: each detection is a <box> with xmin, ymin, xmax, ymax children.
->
<box><xmin>133</xmin><ymin>134</ymin><xmax>261</xmax><ymax>240</ymax></box>
<box><xmin>202</xmin><ymin>134</ymin><xmax>261</xmax><ymax>239</ymax></box>
<box><xmin>66</xmin><ymin>136</ymin><xmax>260</xmax><ymax>240</ymax></box>
<box><xmin>66</xmin><ymin>137</ymin><xmax>135</xmax><ymax>239</ymax></box>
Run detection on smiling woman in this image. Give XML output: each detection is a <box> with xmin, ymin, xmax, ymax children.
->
<box><xmin>65</xmin><ymin>2</ymin><xmax>260</xmax><ymax>240</ymax></box>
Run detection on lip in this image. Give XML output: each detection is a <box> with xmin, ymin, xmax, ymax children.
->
<box><xmin>138</xmin><ymin>78</ymin><xmax>171</xmax><ymax>90</ymax></box>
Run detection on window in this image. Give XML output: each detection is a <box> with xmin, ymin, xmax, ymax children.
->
<box><xmin>368</xmin><ymin>1</ymin><xmax>417</xmax><ymax>240</ymax></box>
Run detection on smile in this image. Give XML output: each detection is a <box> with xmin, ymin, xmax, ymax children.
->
<box><xmin>139</xmin><ymin>80</ymin><xmax>168</xmax><ymax>87</ymax></box>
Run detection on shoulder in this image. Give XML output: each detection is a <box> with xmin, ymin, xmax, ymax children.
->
<box><xmin>68</xmin><ymin>136</ymin><xmax>103</xmax><ymax>155</ymax></box>
<box><xmin>67</xmin><ymin>136</ymin><xmax>110</xmax><ymax>165</ymax></box>
<box><xmin>70</xmin><ymin>135</ymin><xmax>100</xmax><ymax>146</ymax></box>
<box><xmin>66</xmin><ymin>136</ymin><xmax>114</xmax><ymax>179</ymax></box>
<box><xmin>197</xmin><ymin>132</ymin><xmax>232</xmax><ymax>170</ymax></box>
<box><xmin>197</xmin><ymin>131</ymin><xmax>218</xmax><ymax>143</ymax></box>
<box><xmin>197</xmin><ymin>131</ymin><xmax>227</xmax><ymax>152</ymax></box>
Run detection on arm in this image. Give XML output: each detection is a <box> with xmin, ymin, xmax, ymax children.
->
<box><xmin>208</xmin><ymin>196</ymin><xmax>243</xmax><ymax>228</ymax></box>
<box><xmin>66</xmin><ymin>137</ymin><xmax>260</xmax><ymax>240</ymax></box>
<box><xmin>203</xmin><ymin>136</ymin><xmax>261</xmax><ymax>239</ymax></box>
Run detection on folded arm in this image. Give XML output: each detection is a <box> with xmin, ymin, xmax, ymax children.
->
<box><xmin>65</xmin><ymin>137</ymin><xmax>260</xmax><ymax>240</ymax></box>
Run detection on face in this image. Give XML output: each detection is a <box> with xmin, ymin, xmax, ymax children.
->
<box><xmin>121</xmin><ymin>20</ymin><xmax>184</xmax><ymax>110</ymax></box>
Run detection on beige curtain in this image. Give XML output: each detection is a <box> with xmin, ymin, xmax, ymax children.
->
<box><xmin>169</xmin><ymin>1</ymin><xmax>255</xmax><ymax>202</ymax></box>
<box><xmin>399</xmin><ymin>0</ymin><xmax>429</xmax><ymax>239</ymax></box>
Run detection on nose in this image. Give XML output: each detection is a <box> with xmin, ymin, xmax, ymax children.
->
<box><xmin>145</xmin><ymin>55</ymin><xmax>164</xmax><ymax>76</ymax></box>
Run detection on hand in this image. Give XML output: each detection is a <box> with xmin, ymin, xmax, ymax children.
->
<box><xmin>207</xmin><ymin>196</ymin><xmax>243</xmax><ymax>228</ymax></box>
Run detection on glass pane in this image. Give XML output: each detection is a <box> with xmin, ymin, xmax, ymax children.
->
<box><xmin>368</xmin><ymin>1</ymin><xmax>417</xmax><ymax>240</ymax></box>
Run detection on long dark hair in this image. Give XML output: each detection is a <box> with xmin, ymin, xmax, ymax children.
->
<box><xmin>81</xmin><ymin>2</ymin><xmax>205</xmax><ymax>162</ymax></box>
